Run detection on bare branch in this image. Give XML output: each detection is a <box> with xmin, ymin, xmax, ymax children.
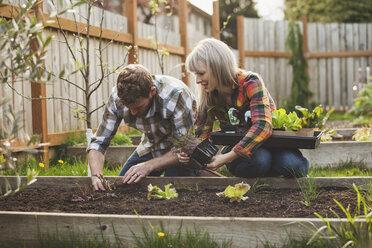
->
<box><xmin>6</xmin><ymin>82</ymin><xmax>86</xmax><ymax>109</ymax></box>
<box><xmin>88</xmin><ymin>103</ymin><xmax>105</xmax><ymax>116</ymax></box>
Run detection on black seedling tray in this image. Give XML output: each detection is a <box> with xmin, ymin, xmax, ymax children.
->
<box><xmin>211</xmin><ymin>131</ymin><xmax>322</xmax><ymax>149</ymax></box>
<box><xmin>188</xmin><ymin>139</ymin><xmax>219</xmax><ymax>169</ymax></box>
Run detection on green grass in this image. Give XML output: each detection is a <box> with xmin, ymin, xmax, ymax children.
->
<box><xmin>327</xmin><ymin>112</ymin><xmax>357</xmax><ymax>121</ymax></box>
<box><xmin>3</xmin><ymin>157</ymin><xmax>121</xmax><ymax>177</ymax></box>
<box><xmin>4</xmin><ymin>157</ymin><xmax>371</xmax><ymax>178</ymax></box>
<box><xmin>309</xmin><ymin>160</ymin><xmax>372</xmax><ymax>177</ymax></box>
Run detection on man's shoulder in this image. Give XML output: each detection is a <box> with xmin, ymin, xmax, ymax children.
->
<box><xmin>154</xmin><ymin>75</ymin><xmax>191</xmax><ymax>97</ymax></box>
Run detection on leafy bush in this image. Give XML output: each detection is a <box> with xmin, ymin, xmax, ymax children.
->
<box><xmin>348</xmin><ymin>84</ymin><xmax>372</xmax><ymax>125</ymax></box>
<box><xmin>110</xmin><ymin>133</ymin><xmax>132</xmax><ymax>146</ymax></box>
<box><xmin>295</xmin><ymin>105</ymin><xmax>334</xmax><ymax>129</ymax></box>
<box><xmin>352</xmin><ymin>125</ymin><xmax>372</xmax><ymax>141</ymax></box>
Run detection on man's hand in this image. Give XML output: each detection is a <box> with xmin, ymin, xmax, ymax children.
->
<box><xmin>176</xmin><ymin>152</ymin><xmax>190</xmax><ymax>164</ymax></box>
<box><xmin>91</xmin><ymin>175</ymin><xmax>106</xmax><ymax>191</ymax></box>
<box><xmin>122</xmin><ymin>162</ymin><xmax>153</xmax><ymax>184</ymax></box>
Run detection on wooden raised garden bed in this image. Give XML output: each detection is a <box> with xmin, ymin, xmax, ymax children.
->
<box><xmin>0</xmin><ymin>176</ymin><xmax>371</xmax><ymax>247</ymax></box>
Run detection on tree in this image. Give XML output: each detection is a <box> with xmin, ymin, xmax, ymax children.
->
<box><xmin>283</xmin><ymin>21</ymin><xmax>313</xmax><ymax>112</ymax></box>
<box><xmin>219</xmin><ymin>0</ymin><xmax>258</xmax><ymax>49</ymax></box>
<box><xmin>284</xmin><ymin>0</ymin><xmax>372</xmax><ymax>23</ymax></box>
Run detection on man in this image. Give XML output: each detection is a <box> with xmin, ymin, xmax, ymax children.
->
<box><xmin>88</xmin><ymin>64</ymin><xmax>197</xmax><ymax>190</ymax></box>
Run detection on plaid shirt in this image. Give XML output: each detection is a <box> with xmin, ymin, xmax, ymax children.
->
<box><xmin>88</xmin><ymin>75</ymin><xmax>197</xmax><ymax>157</ymax></box>
<box><xmin>195</xmin><ymin>69</ymin><xmax>276</xmax><ymax>158</ymax></box>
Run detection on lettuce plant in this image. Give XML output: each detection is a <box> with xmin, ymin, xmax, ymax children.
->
<box><xmin>216</xmin><ymin>182</ymin><xmax>251</xmax><ymax>202</ymax></box>
<box><xmin>147</xmin><ymin>183</ymin><xmax>178</xmax><ymax>200</ymax></box>
<box><xmin>271</xmin><ymin>109</ymin><xmax>302</xmax><ymax>131</ymax></box>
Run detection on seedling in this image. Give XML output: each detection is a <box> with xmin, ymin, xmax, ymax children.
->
<box><xmin>271</xmin><ymin>108</ymin><xmax>302</xmax><ymax>131</ymax></box>
<box><xmin>172</xmin><ymin>131</ymin><xmax>218</xmax><ymax>170</ymax></box>
<box><xmin>216</xmin><ymin>182</ymin><xmax>251</xmax><ymax>202</ymax></box>
<box><xmin>72</xmin><ymin>174</ymin><xmax>118</xmax><ymax>202</ymax></box>
<box><xmin>147</xmin><ymin>183</ymin><xmax>178</xmax><ymax>200</ymax></box>
<box><xmin>72</xmin><ymin>183</ymin><xmax>104</xmax><ymax>202</ymax></box>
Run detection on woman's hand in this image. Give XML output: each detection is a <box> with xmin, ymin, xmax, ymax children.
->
<box><xmin>176</xmin><ymin>152</ymin><xmax>190</xmax><ymax>164</ymax></box>
<box><xmin>206</xmin><ymin>150</ymin><xmax>239</xmax><ymax>171</ymax></box>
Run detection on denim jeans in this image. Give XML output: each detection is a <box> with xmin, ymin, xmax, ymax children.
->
<box><xmin>225</xmin><ymin>147</ymin><xmax>309</xmax><ymax>178</ymax></box>
<box><xmin>118</xmin><ymin>150</ymin><xmax>196</xmax><ymax>177</ymax></box>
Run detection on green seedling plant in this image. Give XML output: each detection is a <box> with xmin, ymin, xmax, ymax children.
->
<box><xmin>297</xmin><ymin>177</ymin><xmax>319</xmax><ymax>207</ymax></box>
<box><xmin>72</xmin><ymin>183</ymin><xmax>104</xmax><ymax>202</ymax></box>
<box><xmin>352</xmin><ymin>125</ymin><xmax>372</xmax><ymax>141</ymax></box>
<box><xmin>147</xmin><ymin>183</ymin><xmax>178</xmax><ymax>200</ymax></box>
<box><xmin>321</xmin><ymin>128</ymin><xmax>343</xmax><ymax>142</ymax></box>
<box><xmin>216</xmin><ymin>182</ymin><xmax>251</xmax><ymax>202</ymax></box>
<box><xmin>304</xmin><ymin>184</ymin><xmax>372</xmax><ymax>247</ymax></box>
<box><xmin>72</xmin><ymin>174</ymin><xmax>118</xmax><ymax>202</ymax></box>
<box><xmin>295</xmin><ymin>105</ymin><xmax>334</xmax><ymax>129</ymax></box>
<box><xmin>271</xmin><ymin>108</ymin><xmax>302</xmax><ymax>131</ymax></box>
<box><xmin>0</xmin><ymin>168</ymin><xmax>38</xmax><ymax>198</ymax></box>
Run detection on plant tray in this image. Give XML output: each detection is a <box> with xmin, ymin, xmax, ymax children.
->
<box><xmin>211</xmin><ymin>131</ymin><xmax>322</xmax><ymax>149</ymax></box>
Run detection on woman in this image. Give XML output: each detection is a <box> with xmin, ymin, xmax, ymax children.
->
<box><xmin>179</xmin><ymin>38</ymin><xmax>309</xmax><ymax>178</ymax></box>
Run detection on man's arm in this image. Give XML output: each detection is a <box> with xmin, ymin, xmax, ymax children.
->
<box><xmin>122</xmin><ymin>150</ymin><xmax>179</xmax><ymax>184</ymax></box>
<box><xmin>88</xmin><ymin>150</ymin><xmax>106</xmax><ymax>190</ymax></box>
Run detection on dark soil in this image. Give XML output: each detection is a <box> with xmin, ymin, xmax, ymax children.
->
<box><xmin>0</xmin><ymin>184</ymin><xmax>361</xmax><ymax>218</ymax></box>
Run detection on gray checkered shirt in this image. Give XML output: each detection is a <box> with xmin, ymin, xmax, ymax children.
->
<box><xmin>88</xmin><ymin>75</ymin><xmax>197</xmax><ymax>157</ymax></box>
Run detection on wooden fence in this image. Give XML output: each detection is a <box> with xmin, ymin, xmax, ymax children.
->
<box><xmin>237</xmin><ymin>17</ymin><xmax>372</xmax><ymax>110</ymax></box>
<box><xmin>0</xmin><ymin>0</ymin><xmax>207</xmax><ymax>141</ymax></box>
<box><xmin>1</xmin><ymin>1</ymin><xmax>372</xmax><ymax>153</ymax></box>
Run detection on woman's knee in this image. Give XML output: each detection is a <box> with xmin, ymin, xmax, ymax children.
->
<box><xmin>228</xmin><ymin>148</ymin><xmax>272</xmax><ymax>177</ymax></box>
<box><xmin>272</xmin><ymin>149</ymin><xmax>309</xmax><ymax>178</ymax></box>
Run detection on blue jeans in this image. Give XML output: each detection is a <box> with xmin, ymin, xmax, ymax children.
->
<box><xmin>226</xmin><ymin>147</ymin><xmax>309</xmax><ymax>178</ymax></box>
<box><xmin>118</xmin><ymin>150</ymin><xmax>197</xmax><ymax>177</ymax></box>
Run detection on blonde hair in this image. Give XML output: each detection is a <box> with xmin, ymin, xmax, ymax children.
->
<box><xmin>186</xmin><ymin>38</ymin><xmax>237</xmax><ymax>112</ymax></box>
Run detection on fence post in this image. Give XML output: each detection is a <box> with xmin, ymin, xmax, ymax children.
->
<box><xmin>178</xmin><ymin>0</ymin><xmax>189</xmax><ymax>85</ymax></box>
<box><xmin>237</xmin><ymin>15</ymin><xmax>245</xmax><ymax>69</ymax></box>
<box><xmin>125</xmin><ymin>0</ymin><xmax>138</xmax><ymax>64</ymax></box>
<box><xmin>301</xmin><ymin>16</ymin><xmax>309</xmax><ymax>76</ymax></box>
<box><xmin>31</xmin><ymin>0</ymin><xmax>49</xmax><ymax>169</ymax></box>
<box><xmin>212</xmin><ymin>1</ymin><xmax>220</xmax><ymax>40</ymax></box>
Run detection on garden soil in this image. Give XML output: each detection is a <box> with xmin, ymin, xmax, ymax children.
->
<box><xmin>0</xmin><ymin>184</ymin><xmax>362</xmax><ymax>218</ymax></box>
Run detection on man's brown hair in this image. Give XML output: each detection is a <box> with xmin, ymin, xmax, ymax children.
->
<box><xmin>116</xmin><ymin>64</ymin><xmax>153</xmax><ymax>105</ymax></box>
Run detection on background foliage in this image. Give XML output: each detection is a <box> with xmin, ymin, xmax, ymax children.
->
<box><xmin>219</xmin><ymin>0</ymin><xmax>258</xmax><ymax>49</ymax></box>
<box><xmin>284</xmin><ymin>0</ymin><xmax>372</xmax><ymax>22</ymax></box>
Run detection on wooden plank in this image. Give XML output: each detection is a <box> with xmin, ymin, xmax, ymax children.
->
<box><xmin>339</xmin><ymin>23</ymin><xmax>346</xmax><ymax>109</ymax></box>
<box><xmin>359</xmin><ymin>23</ymin><xmax>367</xmax><ymax>84</ymax></box>
<box><xmin>331</xmin><ymin>23</ymin><xmax>341</xmax><ymax>110</ymax></box>
<box><xmin>1</xmin><ymin>176</ymin><xmax>371</xmax><ymax>190</ymax></box>
<box><xmin>308</xmin><ymin>50</ymin><xmax>372</xmax><ymax>58</ymax></box>
<box><xmin>276</xmin><ymin>21</ymin><xmax>286</xmax><ymax>103</ymax></box>
<box><xmin>178</xmin><ymin>0</ymin><xmax>188</xmax><ymax>85</ymax></box>
<box><xmin>0</xmin><ymin>210</ymin><xmax>359</xmax><ymax>248</ymax></box>
<box><xmin>268</xmin><ymin>21</ymin><xmax>276</xmax><ymax>102</ymax></box>
<box><xmin>125</xmin><ymin>0</ymin><xmax>138</xmax><ymax>64</ymax></box>
<box><xmin>212</xmin><ymin>1</ymin><xmax>220</xmax><ymax>39</ymax></box>
<box><xmin>353</xmin><ymin>23</ymin><xmax>360</xmax><ymax>98</ymax></box>
<box><xmin>237</xmin><ymin>16</ymin><xmax>245</xmax><ymax>69</ymax></box>
<box><xmin>137</xmin><ymin>38</ymin><xmax>185</xmax><ymax>56</ymax></box>
<box><xmin>345</xmin><ymin>24</ymin><xmax>354</xmax><ymax>109</ymax></box>
<box><xmin>245</xmin><ymin>18</ymin><xmax>253</xmax><ymax>71</ymax></box>
<box><xmin>317</xmin><ymin>23</ymin><xmax>327</xmax><ymax>107</ymax></box>
<box><xmin>308</xmin><ymin>23</ymin><xmax>318</xmax><ymax>104</ymax></box>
